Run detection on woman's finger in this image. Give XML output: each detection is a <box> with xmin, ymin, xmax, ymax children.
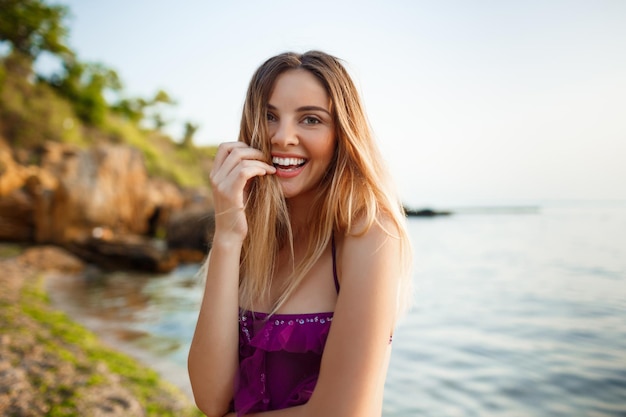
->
<box><xmin>213</xmin><ymin>160</ymin><xmax>275</xmax><ymax>198</ymax></box>
<box><xmin>211</xmin><ymin>144</ymin><xmax>273</xmax><ymax>185</ymax></box>
<box><xmin>213</xmin><ymin>142</ymin><xmax>269</xmax><ymax>172</ymax></box>
<box><xmin>212</xmin><ymin>141</ymin><xmax>248</xmax><ymax>169</ymax></box>
<box><xmin>219</xmin><ymin>146</ymin><xmax>271</xmax><ymax>177</ymax></box>
<box><xmin>211</xmin><ymin>160</ymin><xmax>275</xmax><ymax>216</ymax></box>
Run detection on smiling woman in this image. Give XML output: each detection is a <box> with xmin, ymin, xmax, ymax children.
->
<box><xmin>266</xmin><ymin>69</ymin><xmax>336</xmax><ymax>196</ymax></box>
<box><xmin>188</xmin><ymin>51</ymin><xmax>412</xmax><ymax>417</ymax></box>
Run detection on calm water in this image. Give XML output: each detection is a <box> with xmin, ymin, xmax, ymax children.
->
<box><xmin>47</xmin><ymin>202</ymin><xmax>626</xmax><ymax>416</ymax></box>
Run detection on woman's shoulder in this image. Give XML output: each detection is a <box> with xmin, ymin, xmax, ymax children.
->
<box><xmin>332</xmin><ymin>212</ymin><xmax>405</xmax><ymax>335</ymax></box>
<box><xmin>337</xmin><ymin>212</ymin><xmax>404</xmax><ymax>283</ymax></box>
<box><xmin>342</xmin><ymin>211</ymin><xmax>402</xmax><ymax>247</ymax></box>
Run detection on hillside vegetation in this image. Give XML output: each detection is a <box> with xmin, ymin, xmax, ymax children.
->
<box><xmin>0</xmin><ymin>0</ymin><xmax>216</xmax><ymax>187</ymax></box>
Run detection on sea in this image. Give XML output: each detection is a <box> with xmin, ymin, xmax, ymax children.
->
<box><xmin>47</xmin><ymin>201</ymin><xmax>626</xmax><ymax>417</ymax></box>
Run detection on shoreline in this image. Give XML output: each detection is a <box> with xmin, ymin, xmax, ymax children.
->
<box><xmin>0</xmin><ymin>245</ymin><xmax>202</xmax><ymax>417</ymax></box>
<box><xmin>45</xmin><ymin>272</ymin><xmax>195</xmax><ymax>401</ymax></box>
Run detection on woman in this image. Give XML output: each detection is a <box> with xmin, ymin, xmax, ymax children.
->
<box><xmin>188</xmin><ymin>50</ymin><xmax>412</xmax><ymax>417</ymax></box>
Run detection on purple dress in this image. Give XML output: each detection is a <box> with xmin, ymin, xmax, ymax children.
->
<box><xmin>233</xmin><ymin>239</ymin><xmax>340</xmax><ymax>415</ymax></box>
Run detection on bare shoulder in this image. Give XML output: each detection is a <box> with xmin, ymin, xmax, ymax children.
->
<box><xmin>336</xmin><ymin>214</ymin><xmax>403</xmax><ymax>317</ymax></box>
<box><xmin>340</xmin><ymin>214</ymin><xmax>403</xmax><ymax>278</ymax></box>
<box><xmin>344</xmin><ymin>213</ymin><xmax>400</xmax><ymax>247</ymax></box>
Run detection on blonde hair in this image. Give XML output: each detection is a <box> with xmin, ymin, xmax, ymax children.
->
<box><xmin>230</xmin><ymin>51</ymin><xmax>412</xmax><ymax>316</ymax></box>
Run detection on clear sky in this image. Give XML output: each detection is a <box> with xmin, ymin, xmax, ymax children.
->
<box><xmin>52</xmin><ymin>0</ymin><xmax>626</xmax><ymax>207</ymax></box>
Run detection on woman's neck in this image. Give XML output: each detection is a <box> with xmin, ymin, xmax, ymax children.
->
<box><xmin>286</xmin><ymin>195</ymin><xmax>315</xmax><ymax>232</ymax></box>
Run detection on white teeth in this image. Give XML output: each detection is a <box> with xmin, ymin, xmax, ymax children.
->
<box><xmin>272</xmin><ymin>157</ymin><xmax>306</xmax><ymax>166</ymax></box>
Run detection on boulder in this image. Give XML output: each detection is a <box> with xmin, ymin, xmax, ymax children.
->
<box><xmin>18</xmin><ymin>245</ymin><xmax>85</xmax><ymax>274</ymax></box>
<box><xmin>0</xmin><ymin>146</ymin><xmax>54</xmax><ymax>242</ymax></box>
<box><xmin>166</xmin><ymin>205</ymin><xmax>214</xmax><ymax>262</ymax></box>
<box><xmin>65</xmin><ymin>235</ymin><xmax>177</xmax><ymax>273</ymax></box>
<box><xmin>38</xmin><ymin>142</ymin><xmax>154</xmax><ymax>241</ymax></box>
<box><xmin>144</xmin><ymin>178</ymin><xmax>185</xmax><ymax>238</ymax></box>
<box><xmin>0</xmin><ymin>142</ymin><xmax>188</xmax><ymax>241</ymax></box>
<box><xmin>0</xmin><ymin>189</ymin><xmax>34</xmax><ymax>241</ymax></box>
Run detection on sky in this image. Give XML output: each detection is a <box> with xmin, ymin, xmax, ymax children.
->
<box><xmin>45</xmin><ymin>0</ymin><xmax>626</xmax><ymax>207</ymax></box>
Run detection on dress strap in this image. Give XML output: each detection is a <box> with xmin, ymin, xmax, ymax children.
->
<box><xmin>331</xmin><ymin>234</ymin><xmax>340</xmax><ymax>293</ymax></box>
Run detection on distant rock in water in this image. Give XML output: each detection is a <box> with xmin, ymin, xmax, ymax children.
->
<box><xmin>404</xmin><ymin>207</ymin><xmax>453</xmax><ymax>217</ymax></box>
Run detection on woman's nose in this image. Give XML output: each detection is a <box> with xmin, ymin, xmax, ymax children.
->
<box><xmin>270</xmin><ymin>120</ymin><xmax>298</xmax><ymax>147</ymax></box>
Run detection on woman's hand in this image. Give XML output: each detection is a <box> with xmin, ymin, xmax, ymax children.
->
<box><xmin>189</xmin><ymin>142</ymin><xmax>275</xmax><ymax>416</ymax></box>
<box><xmin>210</xmin><ymin>142</ymin><xmax>276</xmax><ymax>243</ymax></box>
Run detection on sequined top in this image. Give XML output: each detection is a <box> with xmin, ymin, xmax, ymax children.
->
<box><xmin>232</xmin><ymin>238</ymin><xmax>341</xmax><ymax>415</ymax></box>
<box><xmin>234</xmin><ymin>310</ymin><xmax>334</xmax><ymax>414</ymax></box>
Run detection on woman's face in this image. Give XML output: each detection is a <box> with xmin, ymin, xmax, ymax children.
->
<box><xmin>267</xmin><ymin>69</ymin><xmax>336</xmax><ymax>201</ymax></box>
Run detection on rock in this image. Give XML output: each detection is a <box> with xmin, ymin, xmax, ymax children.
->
<box><xmin>74</xmin><ymin>386</ymin><xmax>145</xmax><ymax>417</ymax></box>
<box><xmin>166</xmin><ymin>205</ymin><xmax>215</xmax><ymax>256</ymax></box>
<box><xmin>18</xmin><ymin>245</ymin><xmax>85</xmax><ymax>273</ymax></box>
<box><xmin>404</xmin><ymin>207</ymin><xmax>453</xmax><ymax>217</ymax></box>
<box><xmin>65</xmin><ymin>235</ymin><xmax>177</xmax><ymax>273</ymax></box>
<box><xmin>0</xmin><ymin>188</ymin><xmax>34</xmax><ymax>241</ymax></box>
<box><xmin>0</xmin><ymin>359</ymin><xmax>48</xmax><ymax>417</ymax></box>
<box><xmin>164</xmin><ymin>188</ymin><xmax>213</xmax><ymax>262</ymax></box>
<box><xmin>38</xmin><ymin>142</ymin><xmax>155</xmax><ymax>241</ymax></box>
<box><xmin>0</xmin><ymin>146</ymin><xmax>58</xmax><ymax>242</ymax></box>
<box><xmin>0</xmin><ymin>141</ymin><xmax>188</xmax><ymax>243</ymax></box>
<box><xmin>144</xmin><ymin>178</ymin><xmax>186</xmax><ymax>237</ymax></box>
<box><xmin>0</xmin><ymin>141</ymin><xmax>220</xmax><ymax>272</ymax></box>
<box><xmin>0</xmin><ymin>142</ymin><xmax>195</xmax><ymax>271</ymax></box>
<box><xmin>0</xmin><ymin>146</ymin><xmax>25</xmax><ymax>196</ymax></box>
<box><xmin>169</xmin><ymin>248</ymin><xmax>206</xmax><ymax>264</ymax></box>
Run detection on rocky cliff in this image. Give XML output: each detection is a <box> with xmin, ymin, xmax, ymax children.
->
<box><xmin>0</xmin><ymin>140</ymin><xmax>214</xmax><ymax>271</ymax></box>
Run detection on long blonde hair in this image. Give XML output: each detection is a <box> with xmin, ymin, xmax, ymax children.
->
<box><xmin>233</xmin><ymin>51</ymin><xmax>412</xmax><ymax>316</ymax></box>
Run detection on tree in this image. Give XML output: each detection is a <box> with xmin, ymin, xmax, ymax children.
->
<box><xmin>111</xmin><ymin>89</ymin><xmax>176</xmax><ymax>128</ymax></box>
<box><xmin>142</xmin><ymin>89</ymin><xmax>175</xmax><ymax>130</ymax></box>
<box><xmin>46</xmin><ymin>59</ymin><xmax>122</xmax><ymax>126</ymax></box>
<box><xmin>110</xmin><ymin>97</ymin><xmax>147</xmax><ymax>123</ymax></box>
<box><xmin>181</xmin><ymin>121</ymin><xmax>199</xmax><ymax>148</ymax></box>
<box><xmin>152</xmin><ymin>89</ymin><xmax>174</xmax><ymax>106</ymax></box>
<box><xmin>0</xmin><ymin>0</ymin><xmax>72</xmax><ymax>60</ymax></box>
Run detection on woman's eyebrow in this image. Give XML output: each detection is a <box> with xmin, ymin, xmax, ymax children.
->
<box><xmin>267</xmin><ymin>104</ymin><xmax>331</xmax><ymax>116</ymax></box>
<box><xmin>297</xmin><ymin>106</ymin><xmax>331</xmax><ymax>116</ymax></box>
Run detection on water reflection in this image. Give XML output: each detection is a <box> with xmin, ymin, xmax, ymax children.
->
<box><xmin>46</xmin><ymin>264</ymin><xmax>202</xmax><ymax>397</ymax></box>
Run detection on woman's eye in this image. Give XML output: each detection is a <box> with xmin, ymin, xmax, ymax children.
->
<box><xmin>303</xmin><ymin>116</ymin><xmax>320</xmax><ymax>125</ymax></box>
<box><xmin>266</xmin><ymin>112</ymin><xmax>276</xmax><ymax>122</ymax></box>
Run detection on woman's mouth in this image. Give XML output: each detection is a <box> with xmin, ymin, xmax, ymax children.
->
<box><xmin>272</xmin><ymin>156</ymin><xmax>307</xmax><ymax>171</ymax></box>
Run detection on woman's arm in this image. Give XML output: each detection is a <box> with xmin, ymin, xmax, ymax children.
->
<box><xmin>245</xmin><ymin>218</ymin><xmax>404</xmax><ymax>417</ymax></box>
<box><xmin>188</xmin><ymin>240</ymin><xmax>242</xmax><ymax>417</ymax></box>
<box><xmin>188</xmin><ymin>142</ymin><xmax>275</xmax><ymax>417</ymax></box>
